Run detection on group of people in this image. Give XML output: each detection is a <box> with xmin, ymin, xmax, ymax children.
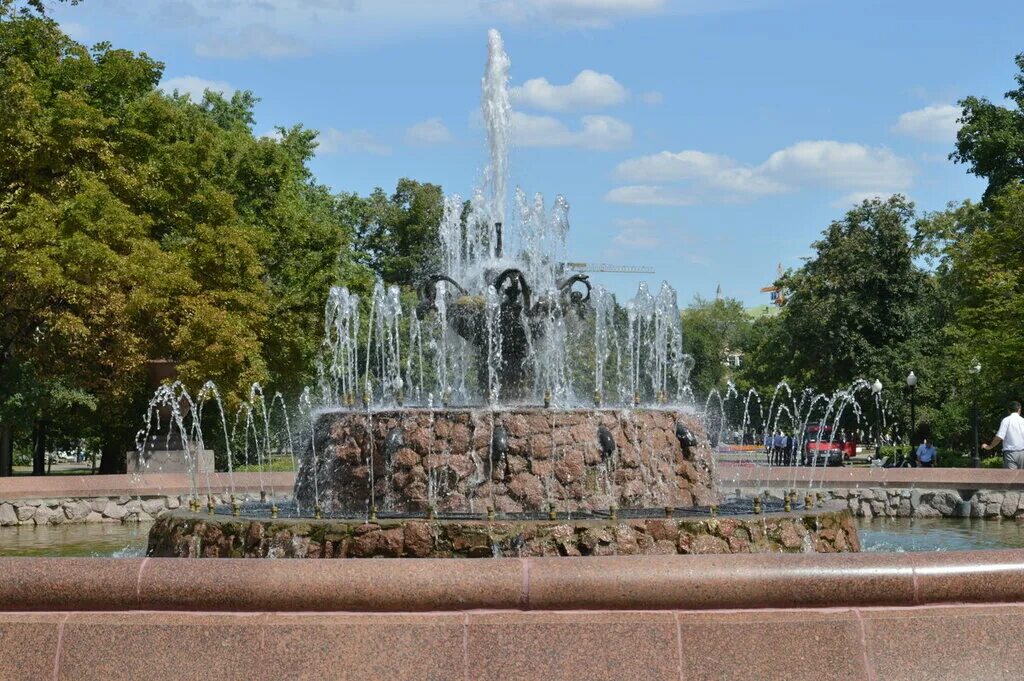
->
<box><xmin>751</xmin><ymin>401</ymin><xmax>1024</xmax><ymax>470</ymax></box>
<box><xmin>764</xmin><ymin>432</ymin><xmax>798</xmax><ymax>466</ymax></box>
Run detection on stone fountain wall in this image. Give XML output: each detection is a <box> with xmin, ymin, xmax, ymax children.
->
<box><xmin>148</xmin><ymin>510</ymin><xmax>859</xmax><ymax>558</ymax></box>
<box><xmin>296</xmin><ymin>408</ymin><xmax>716</xmax><ymax>514</ymax></box>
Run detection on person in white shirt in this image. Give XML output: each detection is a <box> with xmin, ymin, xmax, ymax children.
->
<box><xmin>982</xmin><ymin>401</ymin><xmax>1024</xmax><ymax>469</ymax></box>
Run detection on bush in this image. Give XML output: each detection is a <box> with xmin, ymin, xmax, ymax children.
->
<box><xmin>878</xmin><ymin>445</ymin><xmax>1002</xmax><ymax>467</ymax></box>
<box><xmin>879</xmin><ymin>445</ymin><xmax>912</xmax><ymax>459</ymax></box>
<box><xmin>12</xmin><ymin>445</ymin><xmax>32</xmax><ymax>467</ymax></box>
<box><xmin>939</xmin><ymin>451</ymin><xmax>1003</xmax><ymax>468</ymax></box>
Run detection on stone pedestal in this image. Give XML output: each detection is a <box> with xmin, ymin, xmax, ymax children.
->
<box><xmin>296</xmin><ymin>407</ymin><xmax>716</xmax><ymax>514</ymax></box>
<box><xmin>147</xmin><ymin>509</ymin><xmax>860</xmax><ymax>558</ymax></box>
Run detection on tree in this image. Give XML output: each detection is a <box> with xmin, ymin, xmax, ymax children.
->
<box><xmin>0</xmin><ymin>10</ymin><xmax>370</xmax><ymax>472</ymax></box>
<box><xmin>680</xmin><ymin>296</ymin><xmax>753</xmax><ymax>396</ymax></box>
<box><xmin>740</xmin><ymin>196</ymin><xmax>938</xmax><ymax>394</ymax></box>
<box><xmin>952</xmin><ymin>53</ymin><xmax>1024</xmax><ymax>202</ymax></box>
<box><xmin>343</xmin><ymin>178</ymin><xmax>444</xmax><ymax>287</ymax></box>
<box><xmin>0</xmin><ymin>12</ymin><xmax>191</xmax><ymax>471</ymax></box>
<box><xmin>915</xmin><ymin>186</ymin><xmax>1024</xmax><ymax>448</ymax></box>
<box><xmin>2</xmin><ymin>0</ymin><xmax>82</xmax><ymax>16</ymax></box>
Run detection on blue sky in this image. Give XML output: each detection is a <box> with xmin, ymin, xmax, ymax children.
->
<box><xmin>51</xmin><ymin>0</ymin><xmax>1020</xmax><ymax>305</ymax></box>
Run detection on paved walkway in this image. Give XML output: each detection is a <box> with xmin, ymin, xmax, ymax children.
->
<box><xmin>719</xmin><ymin>463</ymin><xmax>1023</xmax><ymax>490</ymax></box>
<box><xmin>0</xmin><ymin>472</ymin><xmax>294</xmax><ymax>500</ymax></box>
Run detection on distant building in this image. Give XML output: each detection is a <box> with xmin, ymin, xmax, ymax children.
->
<box><xmin>760</xmin><ymin>263</ymin><xmax>787</xmax><ymax>307</ymax></box>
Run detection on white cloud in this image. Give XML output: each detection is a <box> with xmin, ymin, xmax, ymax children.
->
<box><xmin>317</xmin><ymin>128</ymin><xmax>391</xmax><ymax>155</ymax></box>
<box><xmin>760</xmin><ymin>141</ymin><xmax>913</xmax><ymax>191</ymax></box>
<box><xmin>502</xmin><ymin>0</ymin><xmax>668</xmax><ymax>27</ymax></box>
<box><xmin>155</xmin><ymin>0</ymin><xmax>208</xmax><ymax>27</ymax></box>
<box><xmin>640</xmin><ymin>90</ymin><xmax>663</xmax><ymax>105</ymax></box>
<box><xmin>604</xmin><ymin>185</ymin><xmax>695</xmax><ymax>206</ymax></box>
<box><xmin>405</xmin><ymin>118</ymin><xmax>454</xmax><ymax>146</ymax></box>
<box><xmin>609</xmin><ymin>140</ymin><xmax>914</xmax><ymax>205</ymax></box>
<box><xmin>159</xmin><ymin>76</ymin><xmax>234</xmax><ymax>101</ymax></box>
<box><xmin>616</xmin><ymin>217</ymin><xmax>652</xmax><ymax>228</ymax></box>
<box><xmin>612</xmin><ymin>225</ymin><xmax>660</xmax><ymax>249</ymax></box>
<box><xmin>614</xmin><ymin>150</ymin><xmax>787</xmax><ymax>196</ymax></box>
<box><xmin>195</xmin><ymin>24</ymin><xmax>310</xmax><ymax>59</ymax></box>
<box><xmin>617</xmin><ymin>150</ymin><xmax>736</xmax><ymax>182</ymax></box>
<box><xmin>892</xmin><ymin>104</ymin><xmax>961</xmax><ymax>143</ymax></box>
<box><xmin>610</xmin><ymin>217</ymin><xmax>668</xmax><ymax>249</ymax></box>
<box><xmin>65</xmin><ymin>0</ymin><xmax>767</xmax><ymax>57</ymax></box>
<box><xmin>512</xmin><ymin>112</ymin><xmax>632</xmax><ymax>150</ymax></box>
<box><xmin>511</xmin><ymin>70</ymin><xmax>628</xmax><ymax>112</ymax></box>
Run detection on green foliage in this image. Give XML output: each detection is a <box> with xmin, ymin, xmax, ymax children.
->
<box><xmin>913</xmin><ymin>185</ymin><xmax>1024</xmax><ymax>449</ymax></box>
<box><xmin>738</xmin><ymin>180</ymin><xmax>1024</xmax><ymax>453</ymax></box>
<box><xmin>952</xmin><ymin>53</ymin><xmax>1024</xmax><ymax>202</ymax></box>
<box><xmin>680</xmin><ymin>296</ymin><xmax>753</xmax><ymax>395</ymax></box>
<box><xmin>739</xmin><ymin>195</ymin><xmax>940</xmax><ymax>396</ymax></box>
<box><xmin>234</xmin><ymin>457</ymin><xmax>297</xmax><ymax>473</ymax></box>
<box><xmin>0</xmin><ymin>11</ymin><xmax>375</xmax><ymax>470</ymax></box>
<box><xmin>342</xmin><ymin>178</ymin><xmax>443</xmax><ymax>288</ymax></box>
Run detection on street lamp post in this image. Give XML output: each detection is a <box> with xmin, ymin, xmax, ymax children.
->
<box><xmin>906</xmin><ymin>371</ymin><xmax>918</xmax><ymax>467</ymax></box>
<box><xmin>872</xmin><ymin>379</ymin><xmax>883</xmax><ymax>460</ymax></box>
<box><xmin>970</xmin><ymin>361</ymin><xmax>981</xmax><ymax>468</ymax></box>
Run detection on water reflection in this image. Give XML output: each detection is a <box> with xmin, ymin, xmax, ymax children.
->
<box><xmin>0</xmin><ymin>523</ymin><xmax>148</xmax><ymax>557</ymax></box>
<box><xmin>858</xmin><ymin>517</ymin><xmax>1024</xmax><ymax>552</ymax></box>
<box><xmin>1</xmin><ymin>517</ymin><xmax>1023</xmax><ymax>557</ymax></box>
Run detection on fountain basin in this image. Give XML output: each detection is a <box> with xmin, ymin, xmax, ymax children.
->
<box><xmin>147</xmin><ymin>508</ymin><xmax>859</xmax><ymax>558</ymax></box>
<box><xmin>297</xmin><ymin>407</ymin><xmax>716</xmax><ymax>515</ymax></box>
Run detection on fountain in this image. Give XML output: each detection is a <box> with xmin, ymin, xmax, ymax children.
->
<box><xmin>294</xmin><ymin>28</ymin><xmax>709</xmax><ymax>516</ymax></box>
<box><xmin>146</xmin><ymin>29</ymin><xmax>858</xmax><ymax>559</ymax></box>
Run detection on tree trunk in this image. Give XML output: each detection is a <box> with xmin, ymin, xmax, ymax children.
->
<box><xmin>0</xmin><ymin>423</ymin><xmax>12</xmax><ymax>477</ymax></box>
<box><xmin>98</xmin><ymin>437</ymin><xmax>126</xmax><ymax>475</ymax></box>
<box><xmin>31</xmin><ymin>421</ymin><xmax>46</xmax><ymax>476</ymax></box>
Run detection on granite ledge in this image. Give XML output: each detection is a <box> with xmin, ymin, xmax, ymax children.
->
<box><xmin>3</xmin><ymin>551</ymin><xmax>1024</xmax><ymax>613</ymax></box>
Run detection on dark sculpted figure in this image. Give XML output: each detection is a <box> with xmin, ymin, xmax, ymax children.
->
<box><xmin>415</xmin><ymin>238</ymin><xmax>592</xmax><ymax>401</ymax></box>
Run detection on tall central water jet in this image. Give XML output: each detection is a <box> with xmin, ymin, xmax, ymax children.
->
<box><xmin>320</xmin><ymin>29</ymin><xmax>691</xmax><ymax>409</ymax></box>
<box><xmin>482</xmin><ymin>28</ymin><xmax>511</xmax><ymax>235</ymax></box>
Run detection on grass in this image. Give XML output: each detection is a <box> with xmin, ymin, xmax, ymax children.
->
<box><xmin>233</xmin><ymin>457</ymin><xmax>297</xmax><ymax>473</ymax></box>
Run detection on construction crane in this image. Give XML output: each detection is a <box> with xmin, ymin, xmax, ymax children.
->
<box><xmin>561</xmin><ymin>262</ymin><xmax>655</xmax><ymax>274</ymax></box>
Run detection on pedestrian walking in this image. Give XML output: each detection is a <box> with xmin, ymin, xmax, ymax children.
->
<box><xmin>982</xmin><ymin>401</ymin><xmax>1024</xmax><ymax>469</ymax></box>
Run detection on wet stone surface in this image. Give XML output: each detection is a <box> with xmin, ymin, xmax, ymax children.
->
<box><xmin>147</xmin><ymin>509</ymin><xmax>859</xmax><ymax>558</ymax></box>
<box><xmin>295</xmin><ymin>408</ymin><xmax>717</xmax><ymax>515</ymax></box>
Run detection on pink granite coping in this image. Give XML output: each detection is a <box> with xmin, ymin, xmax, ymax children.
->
<box><xmin>5</xmin><ymin>603</ymin><xmax>1024</xmax><ymax>679</ymax></box>
<box><xmin>0</xmin><ymin>472</ymin><xmax>295</xmax><ymax>500</ymax></box>
<box><xmin>5</xmin><ymin>462</ymin><xmax>1020</xmax><ymax>503</ymax></box>
<box><xmin>720</xmin><ymin>464</ymin><xmax>1024</xmax><ymax>490</ymax></box>
<box><xmin>3</xmin><ymin>550</ymin><xmax>1024</xmax><ymax>613</ymax></box>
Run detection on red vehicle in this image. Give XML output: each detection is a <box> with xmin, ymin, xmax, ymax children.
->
<box><xmin>801</xmin><ymin>423</ymin><xmax>852</xmax><ymax>466</ymax></box>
